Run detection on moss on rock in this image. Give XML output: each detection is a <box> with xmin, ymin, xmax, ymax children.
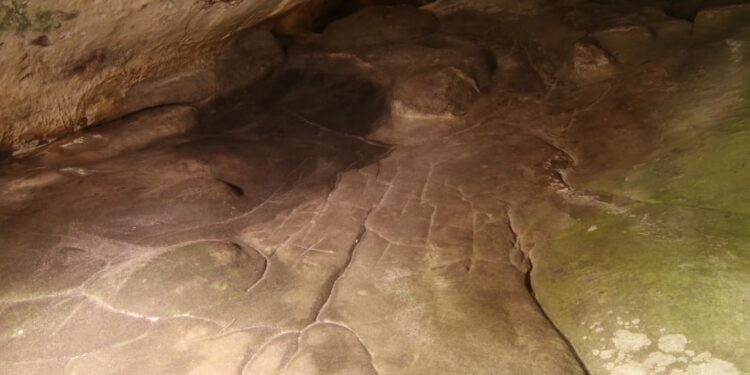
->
<box><xmin>535</xmin><ymin>106</ymin><xmax>750</xmax><ymax>373</ymax></box>
<box><xmin>0</xmin><ymin>0</ymin><xmax>77</xmax><ymax>33</ymax></box>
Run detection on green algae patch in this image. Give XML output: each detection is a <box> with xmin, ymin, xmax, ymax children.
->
<box><xmin>587</xmin><ymin>119</ymin><xmax>750</xmax><ymax>216</ymax></box>
<box><xmin>534</xmin><ymin>204</ymin><xmax>750</xmax><ymax>373</ymax></box>
<box><xmin>534</xmin><ymin>117</ymin><xmax>750</xmax><ymax>373</ymax></box>
<box><xmin>0</xmin><ymin>1</ymin><xmax>77</xmax><ymax>33</ymax></box>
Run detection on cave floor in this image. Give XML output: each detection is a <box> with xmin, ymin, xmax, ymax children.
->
<box><xmin>1</xmin><ymin>1</ymin><xmax>750</xmax><ymax>375</ymax></box>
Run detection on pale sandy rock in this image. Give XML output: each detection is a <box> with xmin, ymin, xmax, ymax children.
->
<box><xmin>281</xmin><ymin>323</ymin><xmax>379</xmax><ymax>375</ymax></box>
<box><xmin>658</xmin><ymin>334</ymin><xmax>688</xmax><ymax>353</ymax></box>
<box><xmin>644</xmin><ymin>351</ymin><xmax>678</xmax><ymax>369</ymax></box>
<box><xmin>567</xmin><ymin>40</ymin><xmax>617</xmax><ymax>84</ymax></box>
<box><xmin>86</xmin><ymin>241</ymin><xmax>266</xmax><ymax>318</ymax></box>
<box><xmin>0</xmin><ymin>0</ymin><xmax>297</xmax><ymax>150</ymax></box>
<box><xmin>612</xmin><ymin>329</ymin><xmax>651</xmax><ymax>353</ymax></box>
<box><xmin>669</xmin><ymin>358</ymin><xmax>740</xmax><ymax>375</ymax></box>
<box><xmin>0</xmin><ymin>297</ymin><xmax>150</xmax><ymax>362</ymax></box>
<box><xmin>243</xmin><ymin>332</ymin><xmax>299</xmax><ymax>374</ymax></box>
<box><xmin>611</xmin><ymin>361</ymin><xmax>649</xmax><ymax>375</ymax></box>
<box><xmin>67</xmin><ymin>319</ymin><xmax>273</xmax><ymax>374</ymax></box>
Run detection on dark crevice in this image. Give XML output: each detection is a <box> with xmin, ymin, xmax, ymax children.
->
<box><xmin>507</xmin><ymin>214</ymin><xmax>590</xmax><ymax>375</ymax></box>
<box><xmin>663</xmin><ymin>6</ymin><xmax>698</xmax><ymax>23</ymax></box>
<box><xmin>524</xmin><ymin>270</ymin><xmax>590</xmax><ymax>375</ymax></box>
<box><xmin>274</xmin><ymin>0</ymin><xmax>438</xmax><ymax>38</ymax></box>
<box><xmin>202</xmin><ymin>63</ymin><xmax>389</xmax><ymax>139</ymax></box>
<box><xmin>663</xmin><ymin>0</ymin><xmax>750</xmax><ymax>22</ymax></box>
<box><xmin>0</xmin><ymin>148</ymin><xmax>12</xmax><ymax>163</ymax></box>
<box><xmin>311</xmin><ymin>1</ymin><xmax>362</xmax><ymax>33</ymax></box>
<box><xmin>216</xmin><ymin>178</ymin><xmax>245</xmax><ymax>196</ymax></box>
<box><xmin>313</xmin><ymin>0</ymin><xmax>437</xmax><ymax>33</ymax></box>
<box><xmin>314</xmin><ymin>208</ymin><xmax>371</xmax><ymax>322</ymax></box>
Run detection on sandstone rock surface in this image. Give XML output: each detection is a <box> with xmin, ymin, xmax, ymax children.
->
<box><xmin>0</xmin><ymin>0</ymin><xmax>300</xmax><ymax>150</ymax></box>
<box><xmin>2</xmin><ymin>1</ymin><xmax>750</xmax><ymax>374</ymax></box>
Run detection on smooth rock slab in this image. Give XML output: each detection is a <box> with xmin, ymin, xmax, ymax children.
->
<box><xmin>87</xmin><ymin>241</ymin><xmax>266</xmax><ymax>318</ymax></box>
<box><xmin>312</xmin><ymin>138</ymin><xmax>584</xmax><ymax>374</ymax></box>
<box><xmin>392</xmin><ymin>66</ymin><xmax>480</xmax><ymax>117</ymax></box>
<box><xmin>243</xmin><ymin>332</ymin><xmax>300</xmax><ymax>374</ymax></box>
<box><xmin>0</xmin><ymin>232</ymin><xmax>106</xmax><ymax>300</ymax></box>
<box><xmin>282</xmin><ymin>323</ymin><xmax>378</xmax><ymax>375</ymax></box>
<box><xmin>593</xmin><ymin>25</ymin><xmax>656</xmax><ymax>65</ymax></box>
<box><xmin>0</xmin><ymin>297</ymin><xmax>150</xmax><ymax>363</ymax></box>
<box><xmin>66</xmin><ymin>319</ymin><xmax>272</xmax><ymax>375</ymax></box>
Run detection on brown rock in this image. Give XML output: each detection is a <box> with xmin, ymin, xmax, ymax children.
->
<box><xmin>0</xmin><ymin>297</ymin><xmax>150</xmax><ymax>362</ymax></box>
<box><xmin>593</xmin><ymin>25</ymin><xmax>656</xmax><ymax>65</ymax></box>
<box><xmin>67</xmin><ymin>319</ymin><xmax>271</xmax><ymax>375</ymax></box>
<box><xmin>693</xmin><ymin>4</ymin><xmax>750</xmax><ymax>39</ymax></box>
<box><xmin>322</xmin><ymin>5</ymin><xmax>439</xmax><ymax>51</ymax></box>
<box><xmin>36</xmin><ymin>105</ymin><xmax>198</xmax><ymax>166</ymax></box>
<box><xmin>392</xmin><ymin>66</ymin><xmax>480</xmax><ymax>117</ymax></box>
<box><xmin>361</xmin><ymin>43</ymin><xmax>495</xmax><ymax>87</ymax></box>
<box><xmin>86</xmin><ymin>241</ymin><xmax>266</xmax><ymax>318</ymax></box>
<box><xmin>281</xmin><ymin>324</ymin><xmax>379</xmax><ymax>375</ymax></box>
<box><xmin>567</xmin><ymin>41</ymin><xmax>617</xmax><ymax>84</ymax></box>
<box><xmin>652</xmin><ymin>19</ymin><xmax>693</xmax><ymax>41</ymax></box>
<box><xmin>0</xmin><ymin>0</ymin><xmax>300</xmax><ymax>150</ymax></box>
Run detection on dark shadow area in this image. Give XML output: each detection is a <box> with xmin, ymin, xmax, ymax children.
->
<box><xmin>202</xmin><ymin>64</ymin><xmax>388</xmax><ymax>138</ymax></box>
<box><xmin>312</xmin><ymin>0</ymin><xmax>436</xmax><ymax>33</ymax></box>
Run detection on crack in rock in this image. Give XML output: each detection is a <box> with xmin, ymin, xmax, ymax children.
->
<box><xmin>319</xmin><ymin>320</ymin><xmax>381</xmax><ymax>375</ymax></box>
<box><xmin>314</xmin><ymin>210</ymin><xmax>371</xmax><ymax>322</ymax></box>
<box><xmin>507</xmin><ymin>210</ymin><xmax>591</xmax><ymax>375</ymax></box>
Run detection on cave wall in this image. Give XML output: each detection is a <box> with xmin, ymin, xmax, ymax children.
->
<box><xmin>0</xmin><ymin>0</ymin><xmax>313</xmax><ymax>152</ymax></box>
<box><xmin>3</xmin><ymin>0</ymin><xmax>750</xmax><ymax>153</ymax></box>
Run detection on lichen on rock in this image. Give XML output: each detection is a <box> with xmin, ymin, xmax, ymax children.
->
<box><xmin>0</xmin><ymin>0</ymin><xmax>77</xmax><ymax>33</ymax></box>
